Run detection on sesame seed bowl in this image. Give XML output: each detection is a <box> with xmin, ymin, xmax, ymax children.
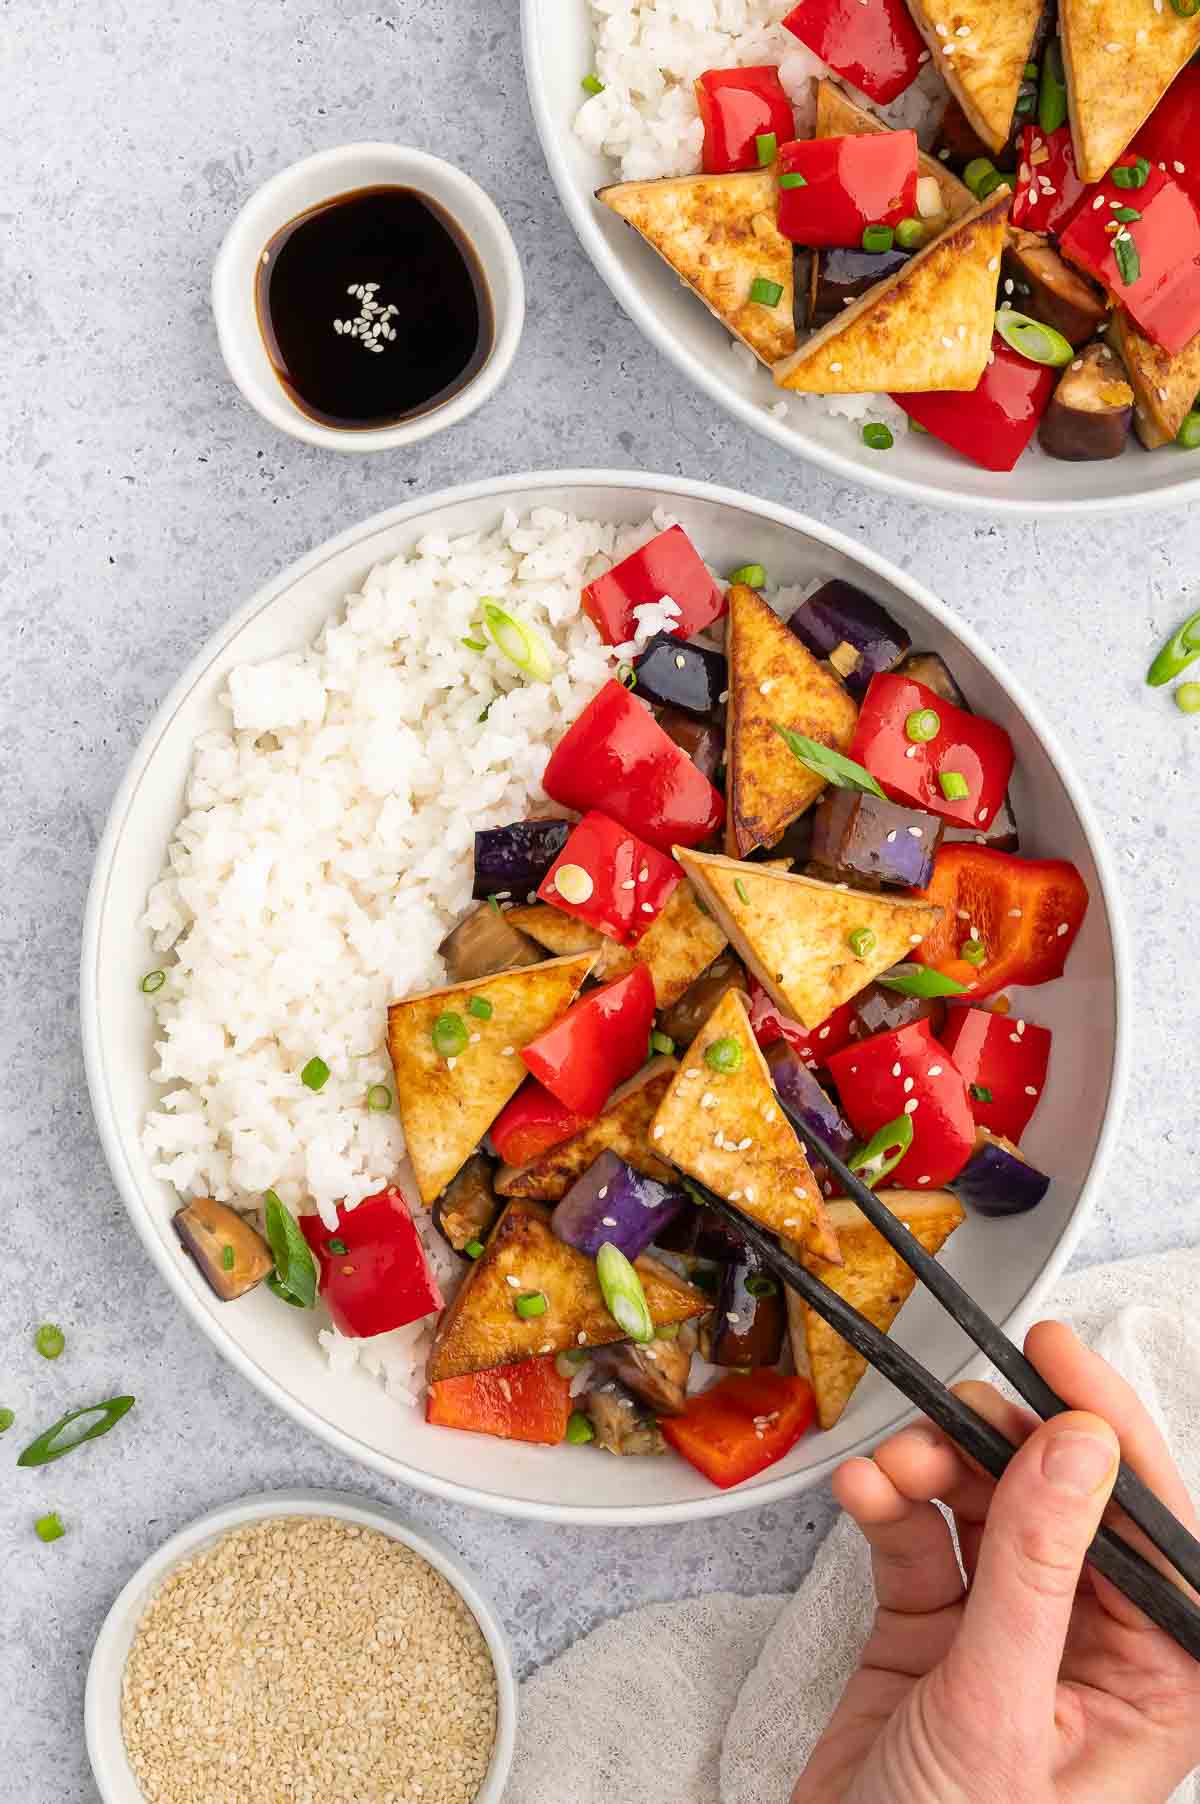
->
<box><xmin>84</xmin><ymin>1489</ymin><xmax>518</xmax><ymax>1804</ymax></box>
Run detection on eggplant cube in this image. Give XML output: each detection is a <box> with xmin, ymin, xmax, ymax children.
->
<box><xmin>950</xmin><ymin>1131</ymin><xmax>1049</xmax><ymax>1216</ymax></box>
<box><xmin>553</xmin><ymin>1150</ymin><xmax>688</xmax><ymax>1261</ymax></box>
<box><xmin>711</xmin><ymin>1255</ymin><xmax>786</xmax><ymax>1368</ymax></box>
<box><xmin>765</xmin><ymin>1044</ymin><xmax>856</xmax><ymax>1162</ymax></box>
<box><xmin>788</xmin><ymin>581</ymin><xmax>910</xmax><ymax>701</ymax></box>
<box><xmin>472</xmin><ymin>819</ymin><xmax>572</xmax><ymax>900</ymax></box>
<box><xmin>809</xmin><ymin>790</ymin><xmax>943</xmax><ymax>890</ymax></box>
<box><xmin>633</xmin><ymin>632</ymin><xmax>727</xmax><ymax>719</ymax></box>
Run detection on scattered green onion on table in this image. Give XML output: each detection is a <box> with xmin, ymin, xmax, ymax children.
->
<box><xmin>18</xmin><ymin>1396</ymin><xmax>136</xmax><ymax>1467</ymax></box>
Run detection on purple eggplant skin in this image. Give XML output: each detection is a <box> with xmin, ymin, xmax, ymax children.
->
<box><xmin>950</xmin><ymin>1133</ymin><xmax>1050</xmax><ymax>1216</ymax></box>
<box><xmin>808</xmin><ymin>245</ymin><xmax>910</xmax><ymax>328</ymax></box>
<box><xmin>746</xmin><ymin>810</ymin><xmax>814</xmax><ymax>868</ymax></box>
<box><xmin>633</xmin><ymin>631</ymin><xmax>727</xmax><ymax>719</ymax></box>
<box><xmin>944</xmin><ymin>795</ymin><xmax>1021</xmax><ymax>854</ymax></box>
<box><xmin>852</xmin><ymin>982</ymin><xmax>947</xmax><ymax>1042</ymax></box>
<box><xmin>654</xmin><ymin>704</ymin><xmax>724</xmax><ymax>782</ymax></box>
<box><xmin>809</xmin><ymin>790</ymin><xmax>943</xmax><ymax>890</ymax></box>
<box><xmin>788</xmin><ymin>580</ymin><xmax>911</xmax><ymax>702</ymax></box>
<box><xmin>711</xmin><ymin>1257</ymin><xmax>787</xmax><ymax>1367</ymax></box>
<box><xmin>651</xmin><ymin>1196</ymin><xmax>747</xmax><ymax>1262</ymax></box>
<box><xmin>897</xmin><ymin>653</ymin><xmax>1020</xmax><ymax>852</ymax></box>
<box><xmin>659</xmin><ymin>953</ymin><xmax>749</xmax><ymax>1048</ymax></box>
<box><xmin>472</xmin><ymin>819</ymin><xmax>572</xmax><ymax>900</ymax></box>
<box><xmin>553</xmin><ymin>1150</ymin><xmax>688</xmax><ymax>1261</ymax></box>
<box><xmin>766</xmin><ymin>1044</ymin><xmax>856</xmax><ymax>1162</ymax></box>
<box><xmin>1038</xmin><ymin>342</ymin><xmax>1133</xmax><ymax>463</ymax></box>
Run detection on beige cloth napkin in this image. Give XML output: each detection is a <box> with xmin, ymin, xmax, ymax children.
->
<box><xmin>506</xmin><ymin>1247</ymin><xmax>1200</xmax><ymax>1804</ymax></box>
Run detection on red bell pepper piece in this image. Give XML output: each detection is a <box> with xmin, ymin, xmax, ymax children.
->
<box><xmin>939</xmin><ymin>1007</ymin><xmax>1051</xmax><ymax>1144</ymax></box>
<box><xmin>490</xmin><ymin>1080</ymin><xmax>589</xmax><ymax>1168</ymax></box>
<box><xmin>911</xmin><ymin>845</ymin><xmax>1089</xmax><ymax>999</ymax></box>
<box><xmin>826</xmin><ymin>1019</ymin><xmax>976</xmax><ymax>1189</ymax></box>
<box><xmin>543</xmin><ymin>679</ymin><xmax>725</xmax><ymax>853</ymax></box>
<box><xmin>893</xmin><ymin>338</ymin><xmax>1057</xmax><ymax>472</ymax></box>
<box><xmin>1136</xmin><ymin>64</ymin><xmax>1200</xmax><ymax>212</ymax></box>
<box><xmin>521</xmin><ymin>964</ymin><xmax>656</xmax><ymax>1117</ymax></box>
<box><xmin>1010</xmin><ymin>125</ymin><xmax>1088</xmax><ymax>236</ymax></box>
<box><xmin>299</xmin><ymin>1187</ymin><xmax>442</xmax><ymax>1339</ymax></box>
<box><xmin>426</xmin><ymin>1354</ymin><xmax>572</xmax><ymax>1444</ymax></box>
<box><xmin>849</xmin><ymin>671</ymin><xmax>1014</xmax><ymax>833</ymax></box>
<box><xmin>537</xmin><ymin>810</ymin><xmax>681</xmax><ymax>946</ymax></box>
<box><xmin>748</xmin><ymin>979</ymin><xmax>857</xmax><ymax>1067</ymax></box>
<box><xmin>782</xmin><ymin>0</ymin><xmax>924</xmax><ymax>104</ymax></box>
<box><xmin>661</xmin><ymin>1371</ymin><xmax>817</xmax><ymax>1488</ymax></box>
<box><xmin>581</xmin><ymin>525</ymin><xmax>726</xmax><ymax>648</ymax></box>
<box><xmin>776</xmin><ymin>132</ymin><xmax>919</xmax><ymax>247</ymax></box>
<box><xmin>1060</xmin><ymin>160</ymin><xmax>1200</xmax><ymax>354</ymax></box>
<box><xmin>695</xmin><ymin>66</ymin><xmax>795</xmax><ymax>175</ymax></box>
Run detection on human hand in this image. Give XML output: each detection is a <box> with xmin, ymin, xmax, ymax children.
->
<box><xmin>793</xmin><ymin>1321</ymin><xmax>1200</xmax><ymax>1804</ymax></box>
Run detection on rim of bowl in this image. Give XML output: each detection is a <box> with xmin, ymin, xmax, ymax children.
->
<box><xmin>518</xmin><ymin>1</ymin><xmax>1200</xmax><ymax>519</ymax></box>
<box><xmin>211</xmin><ymin>142</ymin><xmax>526</xmax><ymax>453</ymax></box>
<box><xmin>80</xmin><ymin>467</ymin><xmax>1131</xmax><ymax>1525</ymax></box>
<box><xmin>84</xmin><ymin>1488</ymin><xmax>518</xmax><ymax>1804</ymax></box>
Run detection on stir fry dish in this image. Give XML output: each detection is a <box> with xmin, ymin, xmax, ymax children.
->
<box><xmin>589</xmin><ymin>7</ymin><xmax>1200</xmax><ymax>472</ymax></box>
<box><xmin>170</xmin><ymin>527</ymin><xmax>1090</xmax><ymax>1489</ymax></box>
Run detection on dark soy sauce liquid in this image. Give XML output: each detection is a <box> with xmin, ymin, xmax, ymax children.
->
<box><xmin>256</xmin><ymin>186</ymin><xmax>494</xmax><ymax>429</ymax></box>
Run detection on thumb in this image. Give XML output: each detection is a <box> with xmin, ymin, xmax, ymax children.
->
<box><xmin>945</xmin><ymin>1410</ymin><xmax>1120</xmax><ymax>1715</ymax></box>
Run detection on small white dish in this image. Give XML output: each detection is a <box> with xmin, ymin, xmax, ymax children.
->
<box><xmin>212</xmin><ymin>143</ymin><xmax>525</xmax><ymax>452</ymax></box>
<box><xmin>84</xmin><ymin>1488</ymin><xmax>518</xmax><ymax>1804</ymax></box>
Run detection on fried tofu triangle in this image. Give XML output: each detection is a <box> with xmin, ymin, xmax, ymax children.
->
<box><xmin>597</xmin><ymin>168</ymin><xmax>796</xmax><ymax>365</ymax></box>
<box><xmin>651</xmin><ymin>987</ymin><xmax>841</xmax><ymax>1265</ymax></box>
<box><xmin>905</xmin><ymin>0</ymin><xmax>1043</xmax><ymax>154</ymax></box>
<box><xmin>1061</xmin><ymin>0</ymin><xmax>1200</xmax><ymax>182</ymax></box>
<box><xmin>427</xmin><ymin>1198</ymin><xmax>707</xmax><ymax>1382</ymax></box>
<box><xmin>1108</xmin><ymin>311</ymin><xmax>1200</xmax><ymax>450</ymax></box>
<box><xmin>773</xmin><ymin>190</ymin><xmax>1009</xmax><ymax>395</ymax></box>
<box><xmin>786</xmin><ymin>1191</ymin><xmax>965</xmax><ymax>1428</ymax></box>
<box><xmin>388</xmin><ymin>952</ymin><xmax>595</xmax><ymax>1205</ymax></box>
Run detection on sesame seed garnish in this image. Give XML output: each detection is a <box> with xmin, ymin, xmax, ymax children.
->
<box><xmin>1056</xmin><ymin>922</ymin><xmax>1070</xmax><ymax>937</ymax></box>
<box><xmin>988</xmin><ymin>256</ymin><xmax>999</xmax><ymax>271</ymax></box>
<box><xmin>905</xmin><ymin>744</ymin><xmax>919</xmax><ymax>759</ymax></box>
<box><xmin>578</xmin><ymin>1331</ymin><xmax>588</xmax><ymax>1344</ymax></box>
<box><xmin>904</xmin><ymin>1098</ymin><xmax>919</xmax><ymax>1115</ymax></box>
<box><xmin>446</xmin><ymin>1056</ymin><xmax>457</xmax><ymax>1070</ymax></box>
<box><xmin>652</xmin><ymin>1123</ymin><xmax>665</xmax><ymax>1138</ymax></box>
<box><xmin>916</xmin><ymin>1175</ymin><xmax>931</xmax><ymax>1185</ymax></box>
<box><xmin>506</xmin><ymin>1275</ymin><xmax>521</xmax><ymax>1288</ymax></box>
<box><xmin>886</xmin><ymin>829</ymin><xmax>898</xmax><ymax>843</ymax></box>
<box><xmin>928</xmin><ymin>1064</ymin><xmax>943</xmax><ymax>1077</ymax></box>
<box><xmin>602</xmin><ymin>1215</ymin><xmax>617</xmax><ymax>1226</ymax></box>
<box><xmin>675</xmin><ymin>654</ymin><xmax>687</xmax><ymax>669</ymax></box>
<box><xmin>909</xmin><ymin>933</ymin><xmax>923</xmax><ymax>944</ymax></box>
<box><xmin>891</xmin><ymin>1062</ymin><xmax>902</xmax><ymax>1077</ymax></box>
<box><xmin>745</xmin><ymin>1185</ymin><xmax>756</xmax><ymax>1201</ymax></box>
<box><xmin>598</xmin><ymin>1185</ymin><xmax>608</xmax><ymax>1198</ymax></box>
<box><xmin>621</xmin><ymin>878</ymin><xmax>636</xmax><ymax>890</ymax></box>
<box><xmin>502</xmin><ymin>1046</ymin><xmax>515</xmax><ymax>1056</ymax></box>
<box><xmin>903</xmin><ymin>1076</ymin><xmax>914</xmax><ymax>1092</ymax></box>
<box><xmin>907</xmin><ymin>825</ymin><xmax>923</xmax><ymax>838</ymax></box>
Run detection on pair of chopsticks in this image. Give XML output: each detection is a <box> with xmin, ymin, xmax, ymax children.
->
<box><xmin>697</xmin><ymin>1101</ymin><xmax>1200</xmax><ymax>1662</ymax></box>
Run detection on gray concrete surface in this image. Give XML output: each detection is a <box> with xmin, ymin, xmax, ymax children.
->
<box><xmin>2</xmin><ymin>1</ymin><xmax>1197</xmax><ymax>1796</ymax></box>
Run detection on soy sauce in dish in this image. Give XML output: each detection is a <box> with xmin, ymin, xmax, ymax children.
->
<box><xmin>256</xmin><ymin>186</ymin><xmax>493</xmax><ymax>430</ymax></box>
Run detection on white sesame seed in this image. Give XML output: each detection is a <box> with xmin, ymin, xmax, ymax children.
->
<box><xmin>446</xmin><ymin>1056</ymin><xmax>457</xmax><ymax>1070</ymax></box>
<box><xmin>928</xmin><ymin>1064</ymin><xmax>943</xmax><ymax>1077</ymax></box>
<box><xmin>602</xmin><ymin>1216</ymin><xmax>617</xmax><ymax>1226</ymax></box>
<box><xmin>907</xmin><ymin>825</ymin><xmax>923</xmax><ymax>837</ymax></box>
<box><xmin>675</xmin><ymin>654</ymin><xmax>687</xmax><ymax>668</ymax></box>
<box><xmin>904</xmin><ymin>1098</ymin><xmax>919</xmax><ymax>1115</ymax></box>
<box><xmin>905</xmin><ymin>744</ymin><xmax>919</xmax><ymax>759</ymax></box>
<box><xmin>506</xmin><ymin>1275</ymin><xmax>521</xmax><ymax>1288</ymax></box>
<box><xmin>1025</xmin><ymin>1085</ymin><xmax>1039</xmax><ymax>1096</ymax></box>
<box><xmin>653</xmin><ymin>1124</ymin><xmax>665</xmax><ymax>1139</ymax></box>
<box><xmin>1056</xmin><ymin>922</ymin><xmax>1070</xmax><ymax>937</ymax></box>
<box><xmin>909</xmin><ymin>933</ymin><xmax>923</xmax><ymax>944</ymax></box>
<box><xmin>917</xmin><ymin>1174</ymin><xmax>931</xmax><ymax>1185</ymax></box>
<box><xmin>903</xmin><ymin>1076</ymin><xmax>914</xmax><ymax>1092</ymax></box>
<box><xmin>891</xmin><ymin>1062</ymin><xmax>902</xmax><ymax>1076</ymax></box>
<box><xmin>621</xmin><ymin>877</ymin><xmax>636</xmax><ymax>889</ymax></box>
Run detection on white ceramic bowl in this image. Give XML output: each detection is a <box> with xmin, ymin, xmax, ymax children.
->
<box><xmin>85</xmin><ymin>1489</ymin><xmax>517</xmax><ymax>1804</ymax></box>
<box><xmin>521</xmin><ymin>0</ymin><xmax>1200</xmax><ymax>517</ymax></box>
<box><xmin>212</xmin><ymin>143</ymin><xmax>525</xmax><ymax>452</ymax></box>
<box><xmin>81</xmin><ymin>469</ymin><xmax>1129</xmax><ymax>1524</ymax></box>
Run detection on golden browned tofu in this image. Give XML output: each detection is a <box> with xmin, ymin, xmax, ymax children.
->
<box><xmin>814</xmin><ymin>80</ymin><xmax>973</xmax><ymax>221</ymax></box>
<box><xmin>905</xmin><ymin>0</ymin><xmax>1043</xmax><ymax>153</ymax></box>
<box><xmin>1108</xmin><ymin>311</ymin><xmax>1200</xmax><ymax>449</ymax></box>
<box><xmin>786</xmin><ymin>1190</ymin><xmax>964</xmax><ymax>1428</ymax></box>
<box><xmin>650</xmin><ymin>987</ymin><xmax>841</xmax><ymax>1264</ymax></box>
<box><xmin>427</xmin><ymin>1198</ymin><xmax>708</xmax><ymax>1381</ymax></box>
<box><xmin>388</xmin><ymin>952</ymin><xmax>594</xmax><ymax>1205</ymax></box>
<box><xmin>508</xmin><ymin>880</ymin><xmax>727</xmax><ymax>1009</ymax></box>
<box><xmin>676</xmin><ymin>849</ymin><xmax>942</xmax><ymax>1030</ymax></box>
<box><xmin>1061</xmin><ymin>0</ymin><xmax>1200</xmax><ymax>180</ymax></box>
<box><xmin>597</xmin><ymin>168</ymin><xmax>796</xmax><ymax>365</ymax></box>
<box><xmin>774</xmin><ymin>192</ymin><xmax>1009</xmax><ymax>395</ymax></box>
<box><xmin>495</xmin><ymin>1057</ymin><xmax>679</xmax><ymax>1200</ymax></box>
<box><xmin>504</xmin><ymin>905</ymin><xmax>637</xmax><ymax>980</ymax></box>
<box><xmin>725</xmin><ymin>583</ymin><xmax>858</xmax><ymax>856</ymax></box>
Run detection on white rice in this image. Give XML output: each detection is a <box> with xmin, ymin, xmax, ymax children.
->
<box><xmin>141</xmin><ymin>505</ymin><xmax>696</xmax><ymax>1403</ymax></box>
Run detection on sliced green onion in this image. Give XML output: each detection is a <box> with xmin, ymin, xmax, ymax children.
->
<box><xmin>650</xmin><ymin>1030</ymin><xmax>675</xmax><ymax>1055</ymax></box>
<box><xmin>140</xmin><ymin>969</ymin><xmax>166</xmax><ymax>994</ymax></box>
<box><xmin>432</xmin><ymin>1012</ymin><xmax>469</xmax><ymax>1058</ymax></box>
<box><xmin>905</xmin><ymin>707</ymin><xmax>941</xmax><ymax>743</ymax></box>
<box><xmin>221</xmin><ymin>1244</ymin><xmax>235</xmax><ymax>1271</ymax></box>
<box><xmin>848</xmin><ymin>1115</ymin><xmax>914</xmax><ymax>1189</ymax></box>
<box><xmin>467</xmin><ymin>995</ymin><xmax>494</xmax><ymax>1020</ymax></box>
<box><xmin>1176</xmin><ymin>683</ymin><xmax>1200</xmax><ymax>714</ymax></box>
<box><xmin>895</xmin><ymin>217</ymin><xmax>927</xmax><ymax>251</ymax></box>
<box><xmin>34</xmin><ymin>1323</ymin><xmax>65</xmax><ymax>1360</ymax></box>
<box><xmin>327</xmin><ymin>1237</ymin><xmax>348</xmax><ymax>1255</ymax></box>
<box><xmin>728</xmin><ymin>563</ymin><xmax>767</xmax><ymax>588</ymax></box>
<box><xmin>778</xmin><ymin>171</ymin><xmax>807</xmax><ymax>189</ymax></box>
<box><xmin>1177</xmin><ymin>412</ymin><xmax>1200</xmax><ymax>450</ymax></box>
<box><xmin>478</xmin><ymin>702</ymin><xmax>493</xmax><ymax>724</ymax></box>
<box><xmin>970</xmin><ymin>1083</ymin><xmax>994</xmax><ymax>1103</ymax></box>
<box><xmin>1023</xmin><ymin>60</ymin><xmax>1039</xmax><ymax>78</ymax></box>
<box><xmin>616</xmin><ymin>662</ymin><xmax>637</xmax><ymax>688</ymax></box>
<box><xmin>994</xmin><ymin>309</ymin><xmax>1074</xmax><ymax>368</ymax></box>
<box><xmin>976</xmin><ymin>168</ymin><xmax>1013</xmax><ymax>199</ymax></box>
<box><xmin>266</xmin><ymin>1273</ymin><xmax>309</xmax><ymax>1307</ymax></box>
<box><xmin>35</xmin><ymin>1513</ymin><xmax>66</xmax><ymax>1543</ymax></box>
<box><xmin>487</xmin><ymin>894</ymin><xmax>504</xmax><ymax>915</ymax></box>
<box><xmin>755</xmin><ymin>131</ymin><xmax>778</xmax><ymax>165</ymax></box>
<box><xmin>963</xmin><ymin>156</ymin><xmax>997</xmax><ymax>198</ymax></box>
<box><xmin>847</xmin><ymin>926</ymin><xmax>877</xmax><ymax>959</ymax></box>
<box><xmin>656</xmin><ymin>1321</ymin><xmax>681</xmax><ymax>1341</ymax></box>
<box><xmin>17</xmin><ymin>1396</ymin><xmax>136</xmax><ymax>1468</ymax></box>
<box><xmin>861</xmin><ymin>224</ymin><xmax>894</xmax><ymax>253</ymax></box>
<box><xmin>1147</xmin><ymin>606</ymin><xmax>1200</xmax><ymax>685</ymax></box>
<box><xmin>581</xmin><ymin>72</ymin><xmax>605</xmax><ymax>94</ymax></box>
<box><xmin>773</xmin><ymin>724</ymin><xmax>887</xmax><ymax>799</ymax></box>
<box><xmin>263</xmin><ymin>1190</ymin><xmax>318</xmax><ymax>1309</ymax></box>
<box><xmin>366</xmin><ymin>1083</ymin><xmax>392</xmax><ymax>1111</ymax></box>
<box><xmin>1038</xmin><ymin>40</ymin><xmax>1068</xmax><ymax>132</ymax></box>
<box><xmin>461</xmin><ymin>636</ymin><xmax>488</xmax><ymax>652</ymax></box>
<box><xmin>1111</xmin><ymin>157</ymin><xmax>1150</xmax><ymax>189</ymax></box>
<box><xmin>556</xmin><ymin>1347</ymin><xmax>592</xmax><ymax>1376</ymax></box>
<box><xmin>705</xmin><ymin>1034</ymin><xmax>744</xmax><ymax>1074</ymax></box>
<box><xmin>961</xmin><ymin>938</ymin><xmax>988</xmax><ymax>967</ymax></box>
<box><xmin>939</xmin><ymin>770</ymin><xmax>970</xmax><ymax>801</ymax></box>
<box><xmin>1110</xmin><ymin>205</ymin><xmax>1142</xmax><ymax>223</ymax></box>
<box><xmin>514</xmin><ymin>1290</ymin><xmax>548</xmax><ymax>1319</ymax></box>
<box><xmin>734</xmin><ymin>877</ymin><xmax>749</xmax><ymax>904</ymax></box>
<box><xmin>0</xmin><ymin>1408</ymin><xmax>15</xmax><ymax>1434</ymax></box>
<box><xmin>566</xmin><ymin>1409</ymin><xmax>596</xmax><ymax>1444</ymax></box>
<box><xmin>1171</xmin><ymin>0</ymin><xmax>1200</xmax><ymax>15</ymax></box>
<box><xmin>1113</xmin><ymin>231</ymin><xmax>1141</xmax><ymax>287</ymax></box>
<box><xmin>596</xmin><ymin>1242</ymin><xmax>654</xmax><ymax>1343</ymax></box>
<box><xmin>464</xmin><ymin>1238</ymin><xmax>486</xmax><ymax>1260</ymax></box>
<box><xmin>750</xmin><ymin>276</ymin><xmax>784</xmax><ymax>307</ymax></box>
<box><xmin>744</xmin><ymin>1274</ymin><xmax>778</xmax><ymax>1298</ymax></box>
<box><xmin>862</xmin><ymin>422</ymin><xmax>894</xmax><ymax>451</ymax></box>
<box><xmin>481</xmin><ymin>599</ymin><xmax>553</xmax><ymax>682</ymax></box>
<box><xmin>300</xmin><ymin>1056</ymin><xmax>330</xmax><ymax>1091</ymax></box>
<box><xmin>876</xmin><ymin>963</ymin><xmax>969</xmax><ymax>998</ymax></box>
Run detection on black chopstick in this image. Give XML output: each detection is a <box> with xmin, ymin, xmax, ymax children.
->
<box><xmin>696</xmin><ymin>1186</ymin><xmax>1200</xmax><ymax>1662</ymax></box>
<box><xmin>774</xmin><ymin>1099</ymin><xmax>1200</xmax><ymax>1601</ymax></box>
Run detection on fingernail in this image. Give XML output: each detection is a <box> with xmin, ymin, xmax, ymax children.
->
<box><xmin>1042</xmin><ymin>1431</ymin><xmax>1117</xmax><ymax>1496</ymax></box>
